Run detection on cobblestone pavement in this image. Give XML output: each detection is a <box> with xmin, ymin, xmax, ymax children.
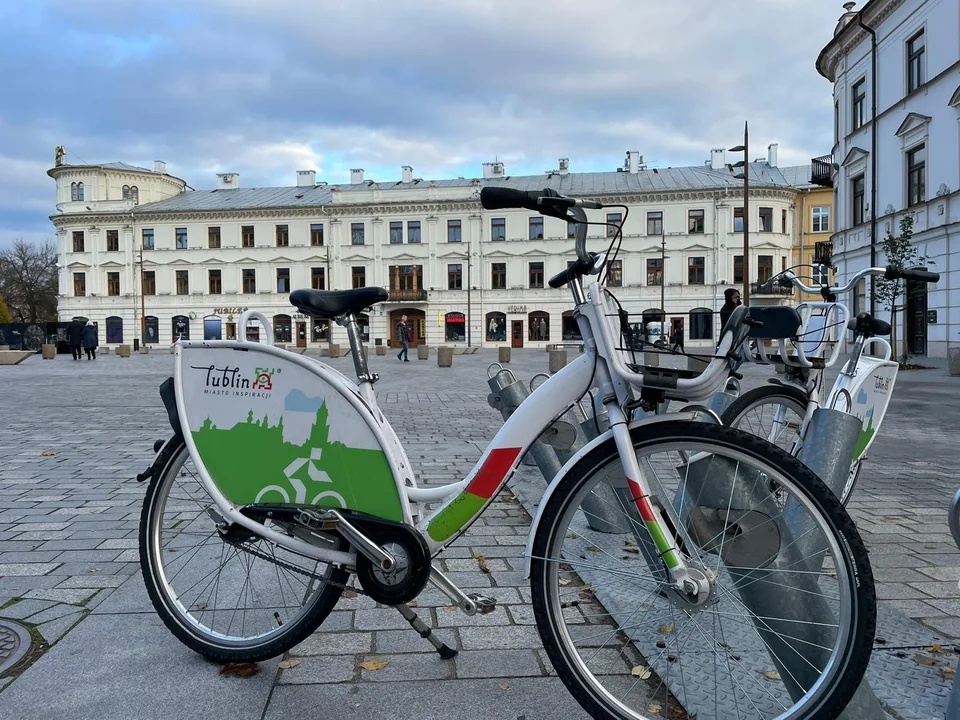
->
<box><xmin>0</xmin><ymin>345</ymin><xmax>957</xmax><ymax>719</ymax></box>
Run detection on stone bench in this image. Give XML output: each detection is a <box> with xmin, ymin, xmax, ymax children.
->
<box><xmin>0</xmin><ymin>350</ymin><xmax>33</xmax><ymax>366</ymax></box>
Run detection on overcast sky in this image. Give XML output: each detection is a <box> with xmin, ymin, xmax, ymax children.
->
<box><xmin>0</xmin><ymin>0</ymin><xmax>847</xmax><ymax>248</ymax></box>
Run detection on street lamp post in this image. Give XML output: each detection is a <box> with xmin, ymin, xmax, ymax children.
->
<box><xmin>729</xmin><ymin>121</ymin><xmax>750</xmax><ymax>307</ymax></box>
<box><xmin>660</xmin><ymin>235</ymin><xmax>666</xmax><ymax>333</ymax></box>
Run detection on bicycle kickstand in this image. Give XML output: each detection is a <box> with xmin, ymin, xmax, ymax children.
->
<box><xmin>393</xmin><ymin>603</ymin><xmax>458</xmax><ymax>659</ymax></box>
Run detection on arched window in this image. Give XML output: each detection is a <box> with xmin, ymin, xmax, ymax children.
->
<box><xmin>122</xmin><ymin>185</ymin><xmax>130</xmax><ymax>200</ymax></box>
<box><xmin>70</xmin><ymin>182</ymin><xmax>78</xmax><ymax>201</ymax></box>
<box><xmin>485</xmin><ymin>312</ymin><xmax>506</xmax><ymax>342</ymax></box>
<box><xmin>689</xmin><ymin>308</ymin><xmax>714</xmax><ymax>340</ymax></box>
<box><xmin>172</xmin><ymin>315</ymin><xmax>190</xmax><ymax>341</ymax></box>
<box><xmin>203</xmin><ymin>315</ymin><xmax>222</xmax><ymax>340</ymax></box>
<box><xmin>77</xmin><ymin>182</ymin><xmax>84</xmax><ymax>201</ymax></box>
<box><xmin>130</xmin><ymin>186</ymin><xmax>139</xmax><ymax>204</ymax></box>
<box><xmin>106</xmin><ymin>316</ymin><xmax>123</xmax><ymax>343</ymax></box>
<box><xmin>528</xmin><ymin>311</ymin><xmax>549</xmax><ymax>342</ymax></box>
<box><xmin>356</xmin><ymin>313</ymin><xmax>370</xmax><ymax>342</ymax></box>
<box><xmin>561</xmin><ymin>310</ymin><xmax>581</xmax><ymax>340</ymax></box>
<box><xmin>274</xmin><ymin>314</ymin><xmax>292</xmax><ymax>343</ymax></box>
<box><xmin>144</xmin><ymin>316</ymin><xmax>159</xmax><ymax>344</ymax></box>
<box><xmin>444</xmin><ymin>311</ymin><xmax>465</xmax><ymax>342</ymax></box>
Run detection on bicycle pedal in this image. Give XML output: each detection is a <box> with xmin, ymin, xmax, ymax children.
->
<box><xmin>467</xmin><ymin>593</ymin><xmax>497</xmax><ymax>614</ymax></box>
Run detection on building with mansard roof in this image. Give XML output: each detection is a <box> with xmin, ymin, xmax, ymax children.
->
<box><xmin>48</xmin><ymin>146</ymin><xmax>802</xmax><ymax>352</ymax></box>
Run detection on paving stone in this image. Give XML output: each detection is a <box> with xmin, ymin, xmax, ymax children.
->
<box><xmin>276</xmin><ymin>655</ymin><xmax>357</xmax><ymax>684</ymax></box>
<box><xmin>24</xmin><ymin>588</ymin><xmax>96</xmax><ymax>605</ymax></box>
<box><xmin>353</xmin><ymin>608</ymin><xmax>413</xmax><ymax>631</ymax></box>
<box><xmin>0</xmin><ymin>551</ymin><xmax>62</xmax><ymax>563</ymax></box>
<box><xmin>0</xmin><ymin>562</ymin><xmax>60</xmax><ymax>576</ymax></box>
<box><xmin>95</xmin><ymin>538</ymin><xmax>140</xmax><ymax>550</ymax></box>
<box><xmin>55</xmin><ymin>575</ymin><xmax>129</xmax><ymax>589</ymax></box>
<box><xmin>455</xmin><ymin>649</ymin><xmax>544</xmax><ymax>679</ymax></box>
<box><xmin>27</xmin><ymin>602</ymin><xmax>87</xmax><ymax>625</ymax></box>
<box><xmin>373</xmin><ymin>628</ymin><xmax>459</xmax><ymax>654</ymax></box>
<box><xmin>908</xmin><ymin>581</ymin><xmax>960</xmax><ymax>599</ymax></box>
<box><xmin>291</xmin><ymin>632</ymin><xmax>372</xmax><ymax>656</ymax></box>
<box><xmin>51</xmin><ymin>550</ymin><xmax>124</xmax><ymax>563</ymax></box>
<box><xmin>459</xmin><ymin>625</ymin><xmax>543</xmax><ymax>650</ymax></box>
<box><xmin>434</xmin><ymin>605</ymin><xmax>512</xmax><ymax>627</ymax></box>
<box><xmin>443</xmin><ymin>557</ymin><xmax>510</xmax><ymax>572</ymax></box>
<box><xmin>0</xmin><ymin>598</ymin><xmax>57</xmax><ymax>620</ymax></box>
<box><xmin>12</xmin><ymin>531</ymin><xmax>74</xmax><ymax>541</ymax></box>
<box><xmin>915</xmin><ymin>566</ymin><xmax>960</xmax><ymax>581</ymax></box>
<box><xmin>112</xmin><ymin>549</ymin><xmax>140</xmax><ymax>562</ymax></box>
<box><xmin>358</xmin><ymin>652</ymin><xmax>454</xmax><ymax>682</ymax></box>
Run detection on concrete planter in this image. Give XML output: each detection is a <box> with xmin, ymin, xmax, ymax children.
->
<box><xmin>139</xmin><ymin>346</ymin><xmax>150</xmax><ymax>354</ymax></box>
<box><xmin>0</xmin><ymin>345</ymin><xmax>9</xmax><ymax>351</ymax></box>
<box><xmin>328</xmin><ymin>343</ymin><xmax>340</xmax><ymax>358</ymax></box>
<box><xmin>0</xmin><ymin>351</ymin><xmax>33</xmax><ymax>366</ymax></box>
<box><xmin>375</xmin><ymin>345</ymin><xmax>387</xmax><ymax>356</ymax></box>
<box><xmin>437</xmin><ymin>346</ymin><xmax>453</xmax><ymax>367</ymax></box>
<box><xmin>643</xmin><ymin>351</ymin><xmax>660</xmax><ymax>367</ymax></box>
<box><xmin>41</xmin><ymin>344</ymin><xmax>57</xmax><ymax>360</ymax></box>
<box><xmin>548</xmin><ymin>349</ymin><xmax>567</xmax><ymax>373</ymax></box>
<box><xmin>949</xmin><ymin>347</ymin><xmax>960</xmax><ymax>377</ymax></box>
<box><xmin>117</xmin><ymin>345</ymin><xmax>131</xmax><ymax>358</ymax></box>
<box><xmin>498</xmin><ymin>346</ymin><xmax>511</xmax><ymax>363</ymax></box>
<box><xmin>417</xmin><ymin>345</ymin><xmax>429</xmax><ymax>360</ymax></box>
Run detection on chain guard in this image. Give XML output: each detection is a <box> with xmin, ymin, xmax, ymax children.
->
<box><xmin>351</xmin><ymin>517</ymin><xmax>431</xmax><ymax>605</ymax></box>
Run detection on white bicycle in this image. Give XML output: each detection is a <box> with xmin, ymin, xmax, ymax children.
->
<box><xmin>721</xmin><ymin>264</ymin><xmax>940</xmax><ymax>504</ymax></box>
<box><xmin>136</xmin><ymin>187</ymin><xmax>876</xmax><ymax>719</ymax></box>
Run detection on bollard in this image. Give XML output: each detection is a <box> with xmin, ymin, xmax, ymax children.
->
<box><xmin>548</xmin><ymin>349</ymin><xmax>567</xmax><ymax>373</ymax></box>
<box><xmin>437</xmin><ymin>346</ymin><xmax>453</xmax><ymax>367</ymax></box>
<box><xmin>418</xmin><ymin>345</ymin><xmax>429</xmax><ymax>360</ymax></box>
<box><xmin>375</xmin><ymin>345</ymin><xmax>387</xmax><ymax>356</ymax></box>
<box><xmin>117</xmin><ymin>345</ymin><xmax>131</xmax><ymax>358</ymax></box>
<box><xmin>41</xmin><ymin>344</ymin><xmax>56</xmax><ymax>360</ymax></box>
<box><xmin>499</xmin><ymin>346</ymin><xmax>511</xmax><ymax>363</ymax></box>
<box><xmin>328</xmin><ymin>343</ymin><xmax>340</xmax><ymax>358</ymax></box>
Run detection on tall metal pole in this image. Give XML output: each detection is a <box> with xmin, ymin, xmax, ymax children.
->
<box><xmin>742</xmin><ymin>121</ymin><xmax>751</xmax><ymax>307</ymax></box>
<box><xmin>139</xmin><ymin>245</ymin><xmax>146</xmax><ymax>344</ymax></box>
<box><xmin>660</xmin><ymin>235</ymin><xmax>666</xmax><ymax>330</ymax></box>
<box><xmin>467</xmin><ymin>239</ymin><xmax>472</xmax><ymax>347</ymax></box>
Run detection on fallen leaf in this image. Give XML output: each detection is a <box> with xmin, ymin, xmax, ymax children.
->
<box><xmin>763</xmin><ymin>670</ymin><xmax>781</xmax><ymax>681</ymax></box>
<box><xmin>499</xmin><ymin>683</ymin><xmax>511</xmax><ymax>690</ymax></box>
<box><xmin>443</xmin><ymin>605</ymin><xmax>459</xmax><ymax>612</ymax></box>
<box><xmin>41</xmin><ymin>450</ymin><xmax>56</xmax><ymax>457</ymax></box>
<box><xmin>631</xmin><ymin>665</ymin><xmax>652</xmax><ymax>679</ymax></box>
<box><xmin>559</xmin><ymin>579</ymin><xmax>571</xmax><ymax>586</ymax></box>
<box><xmin>406</xmin><ymin>601</ymin><xmax>417</xmax><ymax>608</ymax></box>
<box><xmin>915</xmin><ymin>654</ymin><xmax>937</xmax><ymax>666</ymax></box>
<box><xmin>586</xmin><ymin>546</ymin><xmax>600</xmax><ymax>552</ymax></box>
<box><xmin>943</xmin><ymin>666</ymin><xmax>956</xmax><ymax>681</ymax></box>
<box><xmin>624</xmin><ymin>537</ymin><xmax>637</xmax><ymax>547</ymax></box>
<box><xmin>476</xmin><ymin>554</ymin><xmax>490</xmax><ymax>574</ymax></box>
<box><xmin>927</xmin><ymin>644</ymin><xmax>944</xmax><ymax>654</ymax></box>
<box><xmin>359</xmin><ymin>659</ymin><xmax>390</xmax><ymax>671</ymax></box>
<box><xmin>220</xmin><ymin>662</ymin><xmax>259</xmax><ymax>678</ymax></box>
<box><xmin>647</xmin><ymin>702</ymin><xmax>663</xmax><ymax>713</ymax></box>
<box><xmin>623</xmin><ymin>547</ymin><xmax>640</xmax><ymax>555</ymax></box>
<box><xmin>278</xmin><ymin>658</ymin><xmax>301</xmax><ymax>670</ymax></box>
<box><xmin>659</xmin><ymin>624</ymin><xmax>674</xmax><ymax>633</ymax></box>
<box><xmin>342</xmin><ymin>589</ymin><xmax>358</xmax><ymax>599</ymax></box>
<box><xmin>566</xmin><ymin>533</ymin><xmax>578</xmax><ymax>540</ymax></box>
<box><xmin>559</xmin><ymin>562</ymin><xmax>573</xmax><ymax>571</ymax></box>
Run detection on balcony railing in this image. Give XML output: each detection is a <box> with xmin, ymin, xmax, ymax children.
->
<box><xmin>810</xmin><ymin>154</ymin><xmax>834</xmax><ymax>188</ymax></box>
<box><xmin>388</xmin><ymin>288</ymin><xmax>428</xmax><ymax>302</ymax></box>
<box><xmin>751</xmin><ymin>280</ymin><xmax>794</xmax><ymax>296</ymax></box>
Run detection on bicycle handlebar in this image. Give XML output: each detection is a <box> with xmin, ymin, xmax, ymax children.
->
<box><xmin>886</xmin><ymin>266</ymin><xmax>940</xmax><ymax>283</ymax></box>
<box><xmin>782</xmin><ymin>264</ymin><xmax>940</xmax><ymax>296</ymax></box>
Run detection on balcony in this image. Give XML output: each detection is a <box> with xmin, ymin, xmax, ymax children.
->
<box><xmin>751</xmin><ymin>280</ymin><xmax>794</xmax><ymax>296</ymax></box>
<box><xmin>810</xmin><ymin>154</ymin><xmax>834</xmax><ymax>188</ymax></box>
<box><xmin>388</xmin><ymin>288</ymin><xmax>428</xmax><ymax>302</ymax></box>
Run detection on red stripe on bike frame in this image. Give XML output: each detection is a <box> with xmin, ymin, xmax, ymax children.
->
<box><xmin>627</xmin><ymin>478</ymin><xmax>657</xmax><ymax>522</ymax></box>
<box><xmin>465</xmin><ymin>447</ymin><xmax>522</xmax><ymax>499</ymax></box>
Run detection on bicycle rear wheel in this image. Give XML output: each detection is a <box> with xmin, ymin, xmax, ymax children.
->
<box><xmin>139</xmin><ymin>438</ymin><xmax>348</xmax><ymax>662</ymax></box>
<box><xmin>530</xmin><ymin>420</ymin><xmax>875</xmax><ymax>720</ymax></box>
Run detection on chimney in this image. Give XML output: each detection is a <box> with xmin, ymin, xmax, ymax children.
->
<box><xmin>401</xmin><ymin>165</ymin><xmax>413</xmax><ymax>183</ymax></box>
<box><xmin>297</xmin><ymin>170</ymin><xmax>316</xmax><ymax>187</ymax></box>
<box><xmin>350</xmin><ymin>168</ymin><xmax>364</xmax><ymax>184</ymax></box>
<box><xmin>558</xmin><ymin>158</ymin><xmax>569</xmax><ymax>176</ymax></box>
<box><xmin>625</xmin><ymin>151</ymin><xmax>641</xmax><ymax>174</ymax></box>
<box><xmin>217</xmin><ymin>173</ymin><xmax>239</xmax><ymax>189</ymax></box>
<box><xmin>710</xmin><ymin>149</ymin><xmax>726</xmax><ymax>170</ymax></box>
<box><xmin>767</xmin><ymin>143</ymin><xmax>779</xmax><ymax>168</ymax></box>
<box><xmin>482</xmin><ymin>162</ymin><xmax>505</xmax><ymax>179</ymax></box>
<box><xmin>154</xmin><ymin>161</ymin><xmax>166</xmax><ymax>174</ymax></box>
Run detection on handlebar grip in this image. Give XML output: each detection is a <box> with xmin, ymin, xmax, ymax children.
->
<box><xmin>480</xmin><ymin>187</ymin><xmax>543</xmax><ymax>211</ymax></box>
<box><xmin>885</xmin><ymin>266</ymin><xmax>940</xmax><ymax>283</ymax></box>
<box><xmin>548</xmin><ymin>253</ymin><xmax>596</xmax><ymax>288</ymax></box>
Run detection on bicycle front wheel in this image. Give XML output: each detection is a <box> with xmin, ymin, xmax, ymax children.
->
<box><xmin>530</xmin><ymin>420</ymin><xmax>875</xmax><ymax>720</ymax></box>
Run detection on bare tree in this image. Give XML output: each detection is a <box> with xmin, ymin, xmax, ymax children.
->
<box><xmin>0</xmin><ymin>239</ymin><xmax>59</xmax><ymax>323</ymax></box>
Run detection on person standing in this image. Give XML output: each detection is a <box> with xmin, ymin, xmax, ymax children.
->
<box><xmin>396</xmin><ymin>314</ymin><xmax>410</xmax><ymax>362</ymax></box>
<box><xmin>719</xmin><ymin>288</ymin><xmax>741</xmax><ymax>333</ymax></box>
<box><xmin>67</xmin><ymin>318</ymin><xmax>84</xmax><ymax>360</ymax></box>
<box><xmin>82</xmin><ymin>321</ymin><xmax>99</xmax><ymax>360</ymax></box>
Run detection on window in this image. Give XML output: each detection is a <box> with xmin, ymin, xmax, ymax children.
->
<box><xmin>143</xmin><ymin>271</ymin><xmax>155</xmax><ymax>295</ymax></box>
<box><xmin>688</xmin><ymin>209</ymin><xmax>705</xmax><ymax>234</ymax></box>
<box><xmin>122</xmin><ymin>185</ymin><xmax>131</xmax><ymax>200</ymax></box>
<box><xmin>444</xmin><ymin>312</ymin><xmax>465</xmax><ymax>342</ymax></box>
<box><xmin>71</xmin><ymin>182</ymin><xmax>82</xmax><ymax>201</ymax></box>
<box><xmin>277</xmin><ymin>268</ymin><xmax>290</xmax><ymax>293</ymax></box>
<box><xmin>176</xmin><ymin>270</ymin><xmax>189</xmax><ymax>295</ymax></box>
<box><xmin>172</xmin><ymin>315</ymin><xmax>189</xmax><ymax>342</ymax></box>
<box><xmin>561</xmin><ymin>310</ymin><xmax>581</xmax><ymax>341</ymax></box>
<box><xmin>130</xmin><ymin>186</ymin><xmax>138</xmax><ymax>204</ymax></box>
<box><xmin>491</xmin><ymin>262</ymin><xmax>506</xmax><ymax>289</ymax></box>
<box><xmin>852</xmin><ymin>79</ymin><xmax>866</xmax><ymax>130</ymax></box>
<box><xmin>352</xmin><ymin>266</ymin><xmax>366</xmax><ymax>288</ymax></box>
<box><xmin>73</xmin><ymin>272</ymin><xmax>85</xmax><ymax>296</ymax></box>
<box><xmin>812</xmin><ymin>206</ymin><xmax>831</xmax><ymax>233</ymax></box>
<box><xmin>758</xmin><ymin>255</ymin><xmax>773</xmax><ymax>284</ymax></box>
<box><xmin>529</xmin><ymin>261</ymin><xmax>544</xmax><ymax>288</ymax></box>
<box><xmin>312</xmin><ymin>318</ymin><xmax>329</xmax><ymax>342</ymax></box>
<box><xmin>907</xmin><ymin>29</ymin><xmax>925</xmax><ymax>93</ymax></box>
<box><xmin>207</xmin><ymin>226</ymin><xmax>221</xmax><ymax>249</ymax></box>
<box><xmin>491</xmin><ymin>218</ymin><xmax>505</xmax><ymax>241</ymax></box>
<box><xmin>567</xmin><ymin>221</ymin><xmax>578</xmax><ymax>239</ymax></box>
<box><xmin>689</xmin><ymin>308</ymin><xmax>713</xmax><ymax>340</ymax></box>
<box><xmin>144</xmin><ymin>316</ymin><xmax>159</xmax><ymax>343</ymax></box>
<box><xmin>852</xmin><ymin>175</ymin><xmax>865</xmax><ymax>225</ymax></box>
<box><xmin>208</xmin><ymin>269</ymin><xmax>221</xmax><ymax>295</ymax></box>
<box><xmin>275</xmin><ymin>224</ymin><xmax>288</xmax><ymax>247</ymax></box>
<box><xmin>242</xmin><ymin>269</ymin><xmax>256</xmax><ymax>294</ymax></box>
<box><xmin>274</xmin><ymin>314</ymin><xmax>292</xmax><ymax>344</ymax></box>
<box><xmin>782</xmin><ymin>209</ymin><xmax>788</xmax><ymax>234</ymax></box>
<box><xmin>734</xmin><ymin>207</ymin><xmax>745</xmax><ymax>232</ymax></box>
<box><xmin>351</xmin><ymin>223</ymin><xmax>365</xmax><ymax>245</ymax></box>
<box><xmin>72</xmin><ymin>231</ymin><xmax>84</xmax><ymax>252</ymax></box>
<box><xmin>607</xmin><ymin>259</ymin><xmax>622</xmax><ymax>287</ymax></box>
<box><xmin>76</xmin><ymin>182</ymin><xmax>84</xmax><ymax>201</ymax></box>
<box><xmin>389</xmin><ymin>221</ymin><xmax>403</xmax><ymax>244</ymax></box>
<box><xmin>759</xmin><ymin>207</ymin><xmax>773</xmax><ymax>232</ymax></box>
<box><xmin>106</xmin><ymin>229</ymin><xmax>119</xmax><ymax>252</ymax></box>
<box><xmin>106</xmin><ymin>272</ymin><xmax>119</xmax><ymax>296</ymax></box>
<box><xmin>528</xmin><ymin>311</ymin><xmax>549</xmax><ymax>342</ymax></box>
<box><xmin>834</xmin><ymin>100</ymin><xmax>840</xmax><ymax>143</ymax></box>
<box><xmin>311</xmin><ymin>267</ymin><xmax>325</xmax><ymax>290</ymax></box>
<box><xmin>812</xmin><ymin>261</ymin><xmax>829</xmax><ymax>286</ymax></box>
<box><xmin>447</xmin><ymin>219</ymin><xmax>462</xmax><ymax>243</ymax></box>
<box><xmin>447</xmin><ymin>263</ymin><xmax>462</xmax><ymax>290</ymax></box>
<box><xmin>142</xmin><ymin>228</ymin><xmax>154</xmax><ymax>250</ymax></box>
<box><xmin>176</xmin><ymin>228</ymin><xmax>188</xmax><ymax>249</ymax></box>
<box><xmin>646</xmin><ymin>211</ymin><xmax>663</xmax><ymax>235</ymax></box>
<box><xmin>529</xmin><ymin>217</ymin><xmax>544</xmax><ymax>240</ymax></box>
<box><xmin>646</xmin><ymin>258</ymin><xmax>663</xmax><ymax>286</ymax></box>
<box><xmin>106</xmin><ymin>316</ymin><xmax>122</xmax><ymax>343</ymax></box>
<box><xmin>606</xmin><ymin>213</ymin><xmax>622</xmax><ymax>237</ymax></box>
<box><xmin>486</xmin><ymin>312</ymin><xmax>506</xmax><ymax>341</ymax></box>
<box><xmin>734</xmin><ymin>255</ymin><xmax>744</xmax><ymax>283</ymax></box>
<box><xmin>310</xmin><ymin>223</ymin><xmax>324</xmax><ymax>246</ymax></box>
<box><xmin>688</xmin><ymin>256</ymin><xmax>705</xmax><ymax>285</ymax></box>
<box><xmin>242</xmin><ymin>226</ymin><xmax>255</xmax><ymax>248</ymax></box>
<box><xmin>907</xmin><ymin>144</ymin><xmax>926</xmax><ymax>207</ymax></box>
<box><xmin>407</xmin><ymin>221</ymin><xmax>421</xmax><ymax>243</ymax></box>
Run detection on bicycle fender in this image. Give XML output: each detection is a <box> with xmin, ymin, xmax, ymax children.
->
<box><xmin>522</xmin><ymin>411</ymin><xmax>702</xmax><ymax>577</ymax></box>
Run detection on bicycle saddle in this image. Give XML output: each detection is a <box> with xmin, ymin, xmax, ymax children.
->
<box><xmin>289</xmin><ymin>287</ymin><xmax>388</xmax><ymax>319</ymax></box>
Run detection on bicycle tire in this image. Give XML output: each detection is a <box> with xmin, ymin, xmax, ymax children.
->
<box><xmin>722</xmin><ymin>384</ymin><xmax>863</xmax><ymax>504</ymax></box>
<box><xmin>139</xmin><ymin>437</ymin><xmax>348</xmax><ymax>662</ymax></box>
<box><xmin>530</xmin><ymin>420</ymin><xmax>875</xmax><ymax>720</ymax></box>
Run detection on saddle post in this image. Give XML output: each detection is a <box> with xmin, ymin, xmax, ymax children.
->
<box><xmin>339</xmin><ymin>312</ymin><xmax>378</xmax><ymax>387</ymax></box>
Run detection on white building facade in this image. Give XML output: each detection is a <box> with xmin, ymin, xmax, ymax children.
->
<box><xmin>817</xmin><ymin>0</ymin><xmax>960</xmax><ymax>357</ymax></box>
<box><xmin>49</xmin><ymin>150</ymin><xmax>799</xmax><ymax>352</ymax></box>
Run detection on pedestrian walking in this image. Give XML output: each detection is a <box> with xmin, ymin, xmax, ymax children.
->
<box><xmin>396</xmin><ymin>314</ymin><xmax>410</xmax><ymax>362</ymax></box>
<box><xmin>670</xmin><ymin>325</ymin><xmax>684</xmax><ymax>353</ymax></box>
<box><xmin>82</xmin><ymin>321</ymin><xmax>98</xmax><ymax>360</ymax></box>
<box><xmin>67</xmin><ymin>318</ymin><xmax>84</xmax><ymax>360</ymax></box>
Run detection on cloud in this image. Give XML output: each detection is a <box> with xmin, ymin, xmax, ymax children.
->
<box><xmin>0</xmin><ymin>0</ymin><xmax>842</xmax><ymax>247</ymax></box>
